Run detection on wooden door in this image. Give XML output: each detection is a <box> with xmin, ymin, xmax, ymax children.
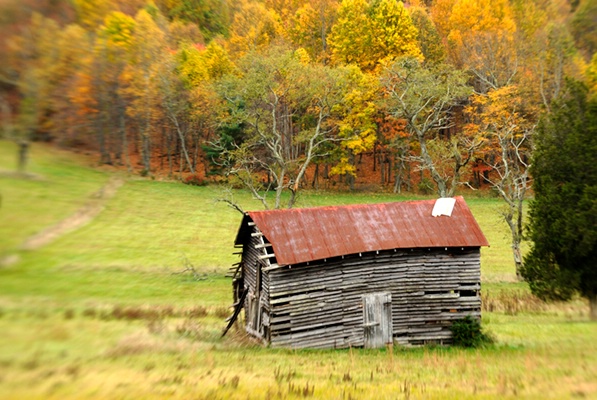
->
<box><xmin>363</xmin><ymin>292</ymin><xmax>393</xmax><ymax>348</ymax></box>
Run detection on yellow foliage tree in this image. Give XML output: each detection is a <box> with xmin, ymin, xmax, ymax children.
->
<box><xmin>369</xmin><ymin>0</ymin><xmax>422</xmax><ymax>68</ymax></box>
<box><xmin>439</xmin><ymin>0</ymin><xmax>518</xmax><ymax>92</ymax></box>
<box><xmin>327</xmin><ymin>0</ymin><xmax>372</xmax><ymax>69</ymax></box>
<box><xmin>329</xmin><ymin>65</ymin><xmax>378</xmax><ymax>186</ymax></box>
<box><xmin>204</xmin><ymin>42</ymin><xmax>235</xmax><ymax>80</ymax></box>
<box><xmin>51</xmin><ymin>24</ymin><xmax>93</xmax><ymax>145</ymax></box>
<box><xmin>227</xmin><ymin>0</ymin><xmax>283</xmax><ymax>56</ymax></box>
<box><xmin>73</xmin><ymin>0</ymin><xmax>117</xmax><ymax>30</ymax></box>
<box><xmin>120</xmin><ymin>9</ymin><xmax>168</xmax><ymax>174</ymax></box>
<box><xmin>328</xmin><ymin>0</ymin><xmax>421</xmax><ymax>72</ymax></box>
<box><xmin>430</xmin><ymin>0</ymin><xmax>457</xmax><ymax>39</ymax></box>
<box><xmin>80</xmin><ymin>11</ymin><xmax>139</xmax><ymax>166</ymax></box>
<box><xmin>286</xmin><ymin>0</ymin><xmax>339</xmax><ymax>62</ymax></box>
<box><xmin>176</xmin><ymin>44</ymin><xmax>210</xmax><ymax>87</ymax></box>
<box><xmin>99</xmin><ymin>11</ymin><xmax>136</xmax><ymax>54</ymax></box>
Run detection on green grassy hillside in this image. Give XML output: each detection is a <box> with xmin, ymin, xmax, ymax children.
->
<box><xmin>0</xmin><ymin>141</ymin><xmax>594</xmax><ymax>399</ymax></box>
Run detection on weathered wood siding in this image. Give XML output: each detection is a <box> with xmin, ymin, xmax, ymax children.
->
<box><xmin>265</xmin><ymin>248</ymin><xmax>481</xmax><ymax>349</ymax></box>
<box><xmin>241</xmin><ymin>226</ymin><xmax>271</xmax><ymax>339</ymax></box>
<box><xmin>241</xmin><ymin>229</ymin><xmax>259</xmax><ymax>296</ymax></box>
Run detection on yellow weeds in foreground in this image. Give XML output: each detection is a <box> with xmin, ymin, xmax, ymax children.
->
<box><xmin>0</xmin><ymin>310</ymin><xmax>595</xmax><ymax>400</ymax></box>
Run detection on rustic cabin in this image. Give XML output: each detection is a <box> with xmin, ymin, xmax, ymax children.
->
<box><xmin>227</xmin><ymin>196</ymin><xmax>489</xmax><ymax>349</ymax></box>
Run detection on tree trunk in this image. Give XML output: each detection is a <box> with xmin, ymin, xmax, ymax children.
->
<box><xmin>160</xmin><ymin>128</ymin><xmax>165</xmax><ymax>171</ymax></box>
<box><xmin>473</xmin><ymin>170</ymin><xmax>480</xmax><ymax>188</ymax></box>
<box><xmin>502</xmin><ymin>200</ymin><xmax>525</xmax><ymax>281</ymax></box>
<box><xmin>166</xmin><ymin>127</ymin><xmax>173</xmax><ymax>178</ymax></box>
<box><xmin>142</xmin><ymin>132</ymin><xmax>150</xmax><ymax>174</ymax></box>
<box><xmin>416</xmin><ymin>133</ymin><xmax>448</xmax><ymax>197</ymax></box>
<box><xmin>175</xmin><ymin>125</ymin><xmax>194</xmax><ymax>174</ymax></box>
<box><xmin>515</xmin><ymin>196</ymin><xmax>525</xmax><ymax>281</ymax></box>
<box><xmin>348</xmin><ymin>152</ymin><xmax>356</xmax><ymax>191</ymax></box>
<box><xmin>120</xmin><ymin>106</ymin><xmax>132</xmax><ymax>173</ymax></box>
<box><xmin>275</xmin><ymin>167</ymin><xmax>286</xmax><ymax>209</ymax></box>
<box><xmin>288</xmin><ymin>189</ymin><xmax>297</xmax><ymax>209</ymax></box>
<box><xmin>589</xmin><ymin>292</ymin><xmax>597</xmax><ymax>321</ymax></box>
<box><xmin>179</xmin><ymin>145</ymin><xmax>183</xmax><ymax>180</ymax></box>
<box><xmin>406</xmin><ymin>162</ymin><xmax>411</xmax><ymax>192</ymax></box>
<box><xmin>393</xmin><ymin>155</ymin><xmax>401</xmax><ymax>194</ymax></box>
<box><xmin>312</xmin><ymin>164</ymin><xmax>319</xmax><ymax>189</ymax></box>
<box><xmin>513</xmin><ymin>243</ymin><xmax>523</xmax><ymax>281</ymax></box>
<box><xmin>386</xmin><ymin>158</ymin><xmax>392</xmax><ymax>185</ymax></box>
<box><xmin>193</xmin><ymin>132</ymin><xmax>200</xmax><ymax>173</ymax></box>
<box><xmin>380</xmin><ymin>153</ymin><xmax>385</xmax><ymax>184</ymax></box>
<box><xmin>17</xmin><ymin>140</ymin><xmax>30</xmax><ymax>173</ymax></box>
<box><xmin>373</xmin><ymin>143</ymin><xmax>377</xmax><ymax>172</ymax></box>
<box><xmin>393</xmin><ymin>173</ymin><xmax>401</xmax><ymax>194</ymax></box>
<box><xmin>98</xmin><ymin>117</ymin><xmax>112</xmax><ymax>165</ymax></box>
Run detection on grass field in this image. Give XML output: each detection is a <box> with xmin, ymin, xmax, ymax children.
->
<box><xmin>0</xmin><ymin>141</ymin><xmax>595</xmax><ymax>399</ymax></box>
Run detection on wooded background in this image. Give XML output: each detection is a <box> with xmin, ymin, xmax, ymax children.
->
<box><xmin>1</xmin><ymin>0</ymin><xmax>595</xmax><ymax>197</ymax></box>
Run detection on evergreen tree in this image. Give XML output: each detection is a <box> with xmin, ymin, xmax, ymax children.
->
<box><xmin>522</xmin><ymin>80</ymin><xmax>597</xmax><ymax>320</ymax></box>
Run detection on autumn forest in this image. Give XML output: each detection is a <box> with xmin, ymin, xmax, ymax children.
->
<box><xmin>1</xmin><ymin>2</ymin><xmax>597</xmax><ymax>395</ymax></box>
<box><xmin>0</xmin><ymin>0</ymin><xmax>595</xmax><ymax>203</ymax></box>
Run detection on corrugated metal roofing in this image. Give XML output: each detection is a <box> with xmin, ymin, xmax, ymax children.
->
<box><xmin>235</xmin><ymin>196</ymin><xmax>489</xmax><ymax>266</ymax></box>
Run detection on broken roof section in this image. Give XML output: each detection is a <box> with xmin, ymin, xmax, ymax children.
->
<box><xmin>235</xmin><ymin>196</ymin><xmax>489</xmax><ymax>266</ymax></box>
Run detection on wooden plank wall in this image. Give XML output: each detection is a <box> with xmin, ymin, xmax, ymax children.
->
<box><xmin>241</xmin><ymin>226</ymin><xmax>271</xmax><ymax>339</ymax></box>
<box><xmin>265</xmin><ymin>248</ymin><xmax>481</xmax><ymax>349</ymax></box>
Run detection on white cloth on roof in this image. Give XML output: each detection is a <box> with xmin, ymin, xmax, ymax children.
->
<box><xmin>431</xmin><ymin>197</ymin><xmax>456</xmax><ymax>217</ymax></box>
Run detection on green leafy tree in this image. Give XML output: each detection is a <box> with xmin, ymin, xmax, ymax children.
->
<box><xmin>217</xmin><ymin>46</ymin><xmax>353</xmax><ymax>209</ymax></box>
<box><xmin>465</xmin><ymin>86</ymin><xmax>535</xmax><ymax>279</ymax></box>
<box><xmin>522</xmin><ymin>80</ymin><xmax>597</xmax><ymax>320</ymax></box>
<box><xmin>536</xmin><ymin>22</ymin><xmax>581</xmax><ymax>111</ymax></box>
<box><xmin>1</xmin><ymin>13</ymin><xmax>62</xmax><ymax>171</ymax></box>
<box><xmin>381</xmin><ymin>57</ymin><xmax>475</xmax><ymax>197</ymax></box>
<box><xmin>588</xmin><ymin>52</ymin><xmax>597</xmax><ymax>97</ymax></box>
<box><xmin>410</xmin><ymin>6</ymin><xmax>446</xmax><ymax>65</ymax></box>
<box><xmin>164</xmin><ymin>0</ymin><xmax>230</xmax><ymax>41</ymax></box>
<box><xmin>570</xmin><ymin>0</ymin><xmax>597</xmax><ymax>61</ymax></box>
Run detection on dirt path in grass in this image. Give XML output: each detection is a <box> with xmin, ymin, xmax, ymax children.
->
<box><xmin>0</xmin><ymin>176</ymin><xmax>125</xmax><ymax>267</ymax></box>
<box><xmin>20</xmin><ymin>176</ymin><xmax>125</xmax><ymax>250</ymax></box>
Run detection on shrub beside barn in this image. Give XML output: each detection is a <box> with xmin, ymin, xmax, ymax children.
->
<box><xmin>229</xmin><ymin>196</ymin><xmax>489</xmax><ymax>349</ymax></box>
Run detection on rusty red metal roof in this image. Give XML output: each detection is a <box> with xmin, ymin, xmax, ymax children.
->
<box><xmin>236</xmin><ymin>196</ymin><xmax>489</xmax><ymax>266</ymax></box>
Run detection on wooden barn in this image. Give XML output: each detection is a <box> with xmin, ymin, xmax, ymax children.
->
<box><xmin>228</xmin><ymin>196</ymin><xmax>489</xmax><ymax>349</ymax></box>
